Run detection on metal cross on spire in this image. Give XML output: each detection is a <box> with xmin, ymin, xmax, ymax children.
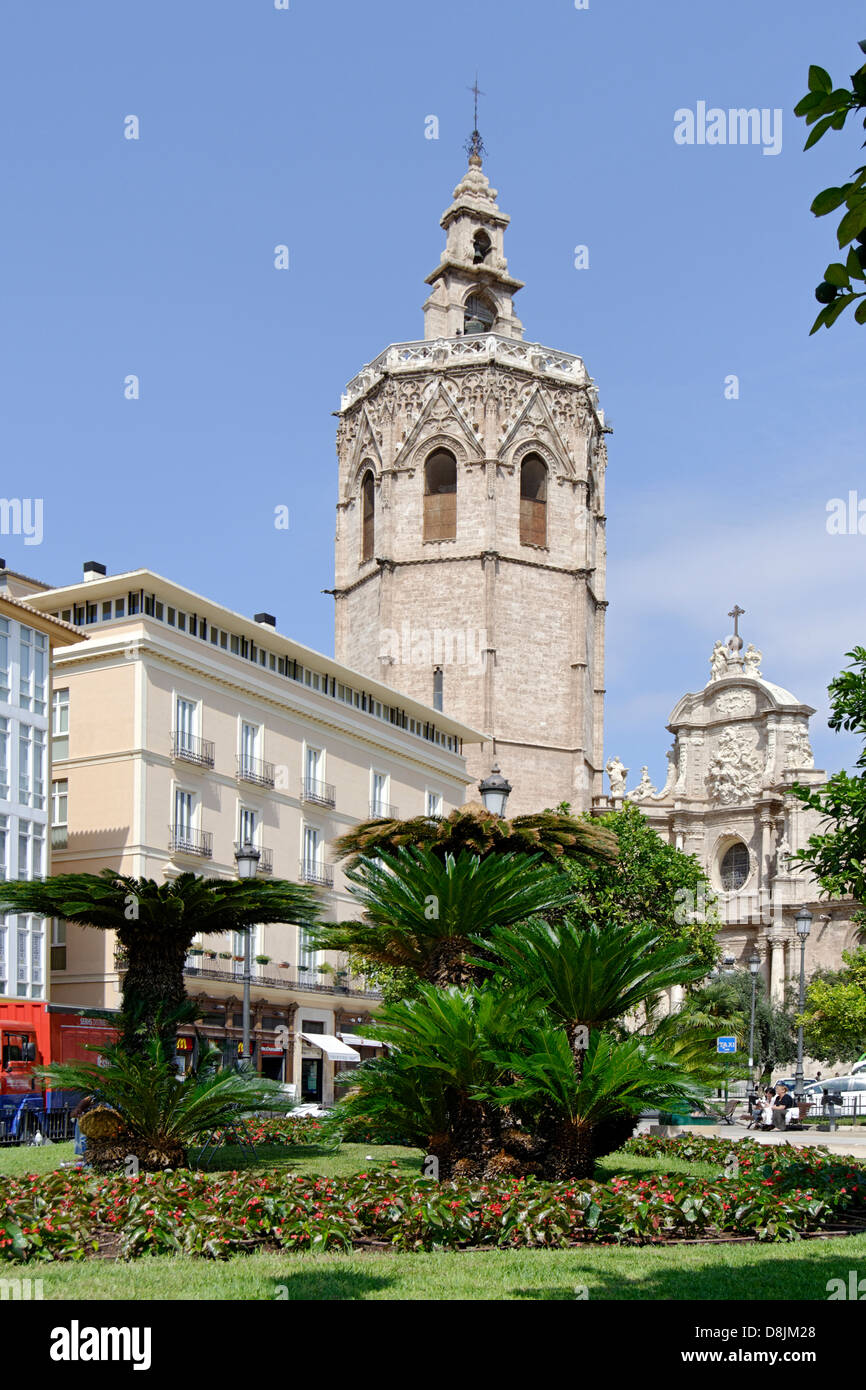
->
<box><xmin>727</xmin><ymin>604</ymin><xmax>745</xmax><ymax>639</ymax></box>
<box><xmin>465</xmin><ymin>73</ymin><xmax>486</xmax><ymax>162</ymax></box>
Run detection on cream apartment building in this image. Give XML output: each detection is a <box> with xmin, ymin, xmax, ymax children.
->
<box><xmin>21</xmin><ymin>563</ymin><xmax>483</xmax><ymax>1103</ymax></box>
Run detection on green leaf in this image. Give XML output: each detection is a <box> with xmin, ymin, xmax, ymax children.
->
<box><xmin>855</xmin><ymin>299</ymin><xmax>866</xmax><ymax>324</ymax></box>
<box><xmin>794</xmin><ymin>92</ymin><xmax>825</xmax><ymax>117</ymax></box>
<box><xmin>808</xmin><ymin>65</ymin><xmax>833</xmax><ymax>94</ymax></box>
<box><xmin>804</xmin><ymin>114</ymin><xmax>838</xmax><ymax>150</ymax></box>
<box><xmin>846</xmin><ymin>246</ymin><xmax>866</xmax><ymax>281</ymax></box>
<box><xmin>824</xmin><ymin>293</ymin><xmax>855</xmax><ymax>327</ymax></box>
<box><xmin>838</xmin><ymin>204</ymin><xmax>866</xmax><ymax>247</ymax></box>
<box><xmin>811</xmin><ymin>187</ymin><xmax>847</xmax><ymax>216</ymax></box>
<box><xmin>824</xmin><ymin>262</ymin><xmax>851</xmax><ymax>289</ymax></box>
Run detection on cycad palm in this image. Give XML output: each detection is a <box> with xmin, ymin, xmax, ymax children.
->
<box><xmin>0</xmin><ymin>871</ymin><xmax>321</xmax><ymax>1055</ymax></box>
<box><xmin>310</xmin><ymin>847</ymin><xmax>576</xmax><ymax>987</ymax></box>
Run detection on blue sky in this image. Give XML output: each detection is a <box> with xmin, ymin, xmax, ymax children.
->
<box><xmin>2</xmin><ymin>0</ymin><xmax>864</xmax><ymax>786</ymax></box>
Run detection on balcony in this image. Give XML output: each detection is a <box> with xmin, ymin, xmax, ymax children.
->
<box><xmin>171</xmin><ymin>731</ymin><xmax>215</xmax><ymax>769</ymax></box>
<box><xmin>182</xmin><ymin>959</ymin><xmax>382</xmax><ymax>999</ymax></box>
<box><xmin>369</xmin><ymin>800</ymin><xmax>399</xmax><ymax>821</ymax></box>
<box><xmin>258</xmin><ymin>847</ymin><xmax>273</xmax><ymax>876</ymax></box>
<box><xmin>170</xmin><ymin>824</ymin><xmax>213</xmax><ymax>858</ymax></box>
<box><xmin>300</xmin><ymin>777</ymin><xmax>336</xmax><ymax>808</ymax></box>
<box><xmin>299</xmin><ymin>858</ymin><xmax>334</xmax><ymax>889</ymax></box>
<box><xmin>237</xmin><ymin>753</ymin><xmax>276</xmax><ymax>788</ymax></box>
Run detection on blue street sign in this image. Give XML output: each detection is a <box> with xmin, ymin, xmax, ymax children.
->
<box><xmin>716</xmin><ymin>1036</ymin><xmax>737</xmax><ymax>1054</ymax></box>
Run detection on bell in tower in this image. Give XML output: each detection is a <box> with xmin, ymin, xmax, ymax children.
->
<box><xmin>333</xmin><ymin>99</ymin><xmax>609</xmax><ymax>816</ymax></box>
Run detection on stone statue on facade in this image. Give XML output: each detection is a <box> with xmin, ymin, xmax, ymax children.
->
<box><xmin>709</xmin><ymin>640</ymin><xmax>729</xmax><ymax>681</ymax></box>
<box><xmin>605</xmin><ymin>755</ymin><xmax>628</xmax><ymax>798</ymax></box>
<box><xmin>744</xmin><ymin>643</ymin><xmax>762</xmax><ymax>677</ymax></box>
<box><xmin>628</xmin><ymin>765</ymin><xmax>656</xmax><ymax>801</ymax></box>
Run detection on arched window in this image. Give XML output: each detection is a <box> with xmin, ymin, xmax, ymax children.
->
<box><xmin>424</xmin><ymin>449</ymin><xmax>457</xmax><ymax>541</ymax></box>
<box><xmin>464</xmin><ymin>293</ymin><xmax>496</xmax><ymax>335</ymax></box>
<box><xmin>360</xmin><ymin>470</ymin><xmax>375</xmax><ymax>563</ymax></box>
<box><xmin>520</xmin><ymin>454</ymin><xmax>548</xmax><ymax>547</ymax></box>
<box><xmin>720</xmin><ymin>842</ymin><xmax>750</xmax><ymax>891</ymax></box>
<box><xmin>472</xmin><ymin>230</ymin><xmax>491</xmax><ymax>264</ymax></box>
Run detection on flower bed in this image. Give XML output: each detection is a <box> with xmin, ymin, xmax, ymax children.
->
<box><xmin>1</xmin><ymin>1138</ymin><xmax>863</xmax><ymax>1263</ymax></box>
<box><xmin>205</xmin><ymin>1116</ymin><xmax>331</xmax><ymax>1149</ymax></box>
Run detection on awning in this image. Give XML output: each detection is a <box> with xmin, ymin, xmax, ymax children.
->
<box><xmin>299</xmin><ymin>1032</ymin><xmax>360</xmax><ymax>1062</ymax></box>
<box><xmin>338</xmin><ymin>1033</ymin><xmax>384</xmax><ymax>1049</ymax></box>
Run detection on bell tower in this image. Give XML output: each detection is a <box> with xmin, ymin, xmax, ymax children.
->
<box><xmin>333</xmin><ymin>119</ymin><xmax>609</xmax><ymax>815</ymax></box>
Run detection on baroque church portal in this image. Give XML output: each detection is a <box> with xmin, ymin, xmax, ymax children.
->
<box><xmin>333</xmin><ymin>129</ymin><xmax>609</xmax><ymax>815</ymax></box>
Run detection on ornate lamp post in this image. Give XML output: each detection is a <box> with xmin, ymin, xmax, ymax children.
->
<box><xmin>793</xmin><ymin>908</ymin><xmax>812</xmax><ymax>1101</ymax></box>
<box><xmin>748</xmin><ymin>948</ymin><xmax>761</xmax><ymax>1075</ymax></box>
<box><xmin>478</xmin><ymin>762</ymin><xmax>512</xmax><ymax>818</ymax></box>
<box><xmin>234</xmin><ymin>840</ymin><xmax>261</xmax><ymax>1068</ymax></box>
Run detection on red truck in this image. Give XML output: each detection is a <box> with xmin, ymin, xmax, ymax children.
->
<box><xmin>0</xmin><ymin>999</ymin><xmax>118</xmax><ymax>1126</ymax></box>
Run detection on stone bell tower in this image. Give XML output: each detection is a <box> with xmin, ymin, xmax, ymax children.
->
<box><xmin>333</xmin><ymin>124</ymin><xmax>609</xmax><ymax>815</ymax></box>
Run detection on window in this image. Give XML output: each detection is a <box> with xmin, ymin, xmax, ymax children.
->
<box><xmin>0</xmin><ymin>813</ymin><xmax>7</xmax><ymax>880</ymax></box>
<box><xmin>371</xmin><ymin>772</ymin><xmax>389</xmax><ymax>818</ymax></box>
<box><xmin>0</xmin><ymin>718</ymin><xmax>7</xmax><ymax>799</ymax></box>
<box><xmin>175</xmin><ymin>789</ymin><xmax>193</xmax><ymax>837</ymax></box>
<box><xmin>51</xmin><ymin>779</ymin><xmax>68</xmax><ymax>849</ymax></box>
<box><xmin>298</xmin><ymin>931</ymin><xmax>318</xmax><ymax>975</ymax></box>
<box><xmin>239</xmin><ymin>805</ymin><xmax>258</xmax><ymax>849</ymax></box>
<box><xmin>19</xmin><ymin>726</ymin><xmax>45</xmax><ymax>810</ymax></box>
<box><xmin>19</xmin><ymin>628</ymin><xmax>48</xmax><ymax>714</ymax></box>
<box><xmin>0</xmin><ymin>920</ymin><xmax>5</xmax><ymax>994</ymax></box>
<box><xmin>720</xmin><ymin>842</ymin><xmax>750</xmax><ymax>891</ymax></box>
<box><xmin>17</xmin><ymin>821</ymin><xmax>45</xmax><ymax>879</ymax></box>
<box><xmin>424</xmin><ymin>449</ymin><xmax>457</xmax><ymax>541</ymax></box>
<box><xmin>52</xmin><ymin>688</ymin><xmax>69</xmax><ymax>760</ymax></box>
<box><xmin>305</xmin><ymin>745</ymin><xmax>323</xmax><ymax>787</ymax></box>
<box><xmin>0</xmin><ymin>617</ymin><xmax>9</xmax><ymax>702</ymax></box>
<box><xmin>433</xmin><ymin>667</ymin><xmax>443</xmax><ymax>711</ymax></box>
<box><xmin>175</xmin><ymin>697</ymin><xmax>197</xmax><ymax>753</ymax></box>
<box><xmin>520</xmin><ymin>454</ymin><xmax>548</xmax><ymax>547</ymax></box>
<box><xmin>464</xmin><ymin>292</ymin><xmax>496</xmax><ymax>334</ymax></box>
<box><xmin>240</xmin><ymin>720</ymin><xmax>260</xmax><ymax>777</ymax></box>
<box><xmin>360</xmin><ymin>470</ymin><xmax>375</xmax><ymax>563</ymax></box>
<box><xmin>50</xmin><ymin>919</ymin><xmax>66</xmax><ymax>971</ymax></box>
<box><xmin>302</xmin><ymin>825</ymin><xmax>321</xmax><ymax>875</ymax></box>
<box><xmin>426</xmin><ymin>790</ymin><xmax>443</xmax><ymax>818</ymax></box>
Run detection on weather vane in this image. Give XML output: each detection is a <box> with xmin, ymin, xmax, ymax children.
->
<box><xmin>465</xmin><ymin>74</ymin><xmax>486</xmax><ymax>162</ymax></box>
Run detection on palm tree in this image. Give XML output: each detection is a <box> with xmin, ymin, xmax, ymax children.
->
<box><xmin>43</xmin><ymin>1035</ymin><xmax>293</xmax><ymax>1171</ymax></box>
<box><xmin>0</xmin><ymin>871</ymin><xmax>321</xmax><ymax>1055</ymax></box>
<box><xmin>332</xmin><ymin>801</ymin><xmax>618</xmax><ymax>869</ymax></box>
<box><xmin>307</xmin><ymin>847</ymin><xmax>577</xmax><ymax>987</ymax></box>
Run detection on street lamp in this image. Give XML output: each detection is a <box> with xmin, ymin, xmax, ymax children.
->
<box><xmin>234</xmin><ymin>840</ymin><xmax>261</xmax><ymax>1068</ymax></box>
<box><xmin>748</xmin><ymin>948</ymin><xmax>760</xmax><ymax>1074</ymax></box>
<box><xmin>478</xmin><ymin>762</ymin><xmax>512</xmax><ymax>818</ymax></box>
<box><xmin>793</xmin><ymin>907</ymin><xmax>813</xmax><ymax>1101</ymax></box>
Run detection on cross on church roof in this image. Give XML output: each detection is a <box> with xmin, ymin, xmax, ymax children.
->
<box><xmin>465</xmin><ymin>74</ymin><xmax>486</xmax><ymax>163</ymax></box>
<box><xmin>728</xmin><ymin>604</ymin><xmax>745</xmax><ymax>639</ymax></box>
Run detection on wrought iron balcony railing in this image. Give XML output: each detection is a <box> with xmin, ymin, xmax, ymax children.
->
<box><xmin>171</xmin><ymin>732</ymin><xmax>215</xmax><ymax>768</ymax></box>
<box><xmin>369</xmin><ymin>800</ymin><xmax>399</xmax><ymax>821</ymax></box>
<box><xmin>170</xmin><ymin>824</ymin><xmax>213</xmax><ymax>858</ymax></box>
<box><xmin>258</xmin><ymin>847</ymin><xmax>273</xmax><ymax>876</ymax></box>
<box><xmin>300</xmin><ymin>777</ymin><xmax>336</xmax><ymax>808</ymax></box>
<box><xmin>298</xmin><ymin>858</ymin><xmax>334</xmax><ymax>888</ymax></box>
<box><xmin>236</xmin><ymin>753</ymin><xmax>276</xmax><ymax>788</ymax></box>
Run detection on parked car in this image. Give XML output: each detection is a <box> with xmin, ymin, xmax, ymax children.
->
<box><xmin>804</xmin><ymin>1076</ymin><xmax>866</xmax><ymax>1117</ymax></box>
<box><xmin>851</xmin><ymin>1059</ymin><xmax>866</xmax><ymax>1075</ymax></box>
<box><xmin>771</xmin><ymin>1077</ymin><xmax>819</xmax><ymax>1092</ymax></box>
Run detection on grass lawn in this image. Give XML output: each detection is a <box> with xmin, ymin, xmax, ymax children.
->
<box><xmin>1</xmin><ymin>1139</ymin><xmax>858</xmax><ymax>1300</ymax></box>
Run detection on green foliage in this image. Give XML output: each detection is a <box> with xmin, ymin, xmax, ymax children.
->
<box><xmin>308</xmin><ymin>847</ymin><xmax>576</xmax><ymax>987</ymax></box>
<box><xmin>0</xmin><ymin>870</ymin><xmax>321</xmax><ymax>1055</ymax></box>
<box><xmin>559</xmin><ymin>804</ymin><xmax>720</xmax><ymax>971</ymax></box>
<box><xmin>41</xmin><ymin>1035</ymin><xmax>294</xmax><ymax>1171</ymax></box>
<box><xmin>331</xmin><ymin>802</ymin><xmax>619</xmax><ymax>870</ymax></box>
<box><xmin>791</xmin><ymin>647</ymin><xmax>866</xmax><ymax>926</ymax></box>
<box><xmin>666</xmin><ymin>974</ymin><xmax>798</xmax><ymax>1081</ymax></box>
<box><xmin>800</xmin><ymin>947</ymin><xmax>866</xmax><ymax>1064</ymax></box>
<box><xmin>794</xmin><ymin>41</ymin><xmax>866</xmax><ymax>332</ymax></box>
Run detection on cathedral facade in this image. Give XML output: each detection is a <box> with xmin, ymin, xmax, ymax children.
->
<box><xmin>599</xmin><ymin>630</ymin><xmax>860</xmax><ymax>1005</ymax></box>
<box><xmin>333</xmin><ymin>145</ymin><xmax>609</xmax><ymax>815</ymax></box>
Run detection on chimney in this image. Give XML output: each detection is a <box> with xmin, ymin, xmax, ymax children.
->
<box><xmin>83</xmin><ymin>561</ymin><xmax>107</xmax><ymax>583</ymax></box>
<box><xmin>254</xmin><ymin>612</ymin><xmax>276</xmax><ymax>629</ymax></box>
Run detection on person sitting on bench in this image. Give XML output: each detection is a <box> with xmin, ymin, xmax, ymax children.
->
<box><xmin>761</xmin><ymin>1082</ymin><xmax>797</xmax><ymax>1128</ymax></box>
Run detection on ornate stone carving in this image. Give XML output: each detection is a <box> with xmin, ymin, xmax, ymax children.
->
<box><xmin>715</xmin><ymin>688</ymin><xmax>754</xmax><ymax>716</ymax></box>
<box><xmin>628</xmin><ymin>766</ymin><xmax>656</xmax><ymax>801</ymax></box>
<box><xmin>709</xmin><ymin>640</ymin><xmax>730</xmax><ymax>681</ymax></box>
<box><xmin>605</xmin><ymin>755</ymin><xmax>627</xmax><ymax>797</ymax></box>
<box><xmin>706</xmin><ymin>726</ymin><xmax>763</xmax><ymax>805</ymax></box>
<box><xmin>785</xmin><ymin>725</ymin><xmax>814</xmax><ymax>769</ymax></box>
